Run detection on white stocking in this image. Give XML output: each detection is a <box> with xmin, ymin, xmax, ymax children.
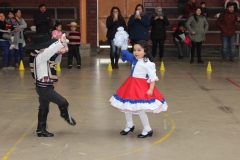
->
<box><xmin>124</xmin><ymin>112</ymin><xmax>134</xmax><ymax>132</ymax></box>
<box><xmin>139</xmin><ymin>112</ymin><xmax>152</xmax><ymax>135</ymax></box>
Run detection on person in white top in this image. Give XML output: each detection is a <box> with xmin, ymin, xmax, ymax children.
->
<box><xmin>24</xmin><ymin>34</ymin><xmax>76</xmax><ymax>137</ymax></box>
<box><xmin>110</xmin><ymin>40</ymin><xmax>168</xmax><ymax>138</ymax></box>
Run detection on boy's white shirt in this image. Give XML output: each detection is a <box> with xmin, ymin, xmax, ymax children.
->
<box><xmin>35</xmin><ymin>40</ymin><xmax>63</xmax><ymax>80</ymax></box>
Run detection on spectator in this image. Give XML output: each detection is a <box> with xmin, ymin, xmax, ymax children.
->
<box><xmin>52</xmin><ymin>23</ymin><xmax>63</xmax><ymax>65</ymax></box>
<box><xmin>186</xmin><ymin>7</ymin><xmax>208</xmax><ymax>64</ymax></box>
<box><xmin>224</xmin><ymin>0</ymin><xmax>239</xmax><ymax>12</ymax></box>
<box><xmin>178</xmin><ymin>0</ymin><xmax>188</xmax><ymax>19</ymax></box>
<box><xmin>13</xmin><ymin>9</ymin><xmax>27</xmax><ymax>68</ymax></box>
<box><xmin>200</xmin><ymin>2</ymin><xmax>209</xmax><ymax>18</ymax></box>
<box><xmin>216</xmin><ymin>2</ymin><xmax>240</xmax><ymax>63</ymax></box>
<box><xmin>128</xmin><ymin>4</ymin><xmax>150</xmax><ymax>50</ymax></box>
<box><xmin>106</xmin><ymin>6</ymin><xmax>127</xmax><ymax>69</ymax></box>
<box><xmin>66</xmin><ymin>22</ymin><xmax>82</xmax><ymax>69</ymax></box>
<box><xmin>184</xmin><ymin>0</ymin><xmax>198</xmax><ymax>19</ymax></box>
<box><xmin>150</xmin><ymin>7</ymin><xmax>169</xmax><ymax>61</ymax></box>
<box><xmin>0</xmin><ymin>13</ymin><xmax>14</xmax><ymax>70</ymax></box>
<box><xmin>173</xmin><ymin>22</ymin><xmax>188</xmax><ymax>59</ymax></box>
<box><xmin>6</xmin><ymin>9</ymin><xmax>16</xmax><ymax>50</ymax></box>
<box><xmin>33</xmin><ymin>4</ymin><xmax>52</xmax><ymax>35</ymax></box>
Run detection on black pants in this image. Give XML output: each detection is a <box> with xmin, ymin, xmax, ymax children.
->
<box><xmin>35</xmin><ymin>85</ymin><xmax>69</xmax><ymax>130</ymax></box>
<box><xmin>175</xmin><ymin>41</ymin><xmax>187</xmax><ymax>56</ymax></box>
<box><xmin>36</xmin><ymin>86</ymin><xmax>69</xmax><ymax>111</ymax></box>
<box><xmin>68</xmin><ymin>44</ymin><xmax>81</xmax><ymax>66</ymax></box>
<box><xmin>152</xmin><ymin>40</ymin><xmax>165</xmax><ymax>59</ymax></box>
<box><xmin>191</xmin><ymin>41</ymin><xmax>202</xmax><ymax>60</ymax></box>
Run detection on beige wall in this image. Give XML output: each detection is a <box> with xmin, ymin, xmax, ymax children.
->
<box><xmin>98</xmin><ymin>0</ymin><xmax>142</xmax><ymax>45</ymax></box>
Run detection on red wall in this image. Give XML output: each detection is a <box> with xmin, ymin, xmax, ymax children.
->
<box><xmin>143</xmin><ymin>0</ymin><xmax>223</xmax><ymax>7</ymax></box>
<box><xmin>5</xmin><ymin>0</ymin><xmax>224</xmax><ymax>47</ymax></box>
<box><xmin>5</xmin><ymin>0</ymin><xmax>97</xmax><ymax>46</ymax></box>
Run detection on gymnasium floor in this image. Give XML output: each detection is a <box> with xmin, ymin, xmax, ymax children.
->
<box><xmin>0</xmin><ymin>55</ymin><xmax>240</xmax><ymax>160</ymax></box>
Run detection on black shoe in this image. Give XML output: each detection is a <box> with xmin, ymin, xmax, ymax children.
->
<box><xmin>178</xmin><ymin>55</ymin><xmax>183</xmax><ymax>59</ymax></box>
<box><xmin>230</xmin><ymin>59</ymin><xmax>237</xmax><ymax>63</ymax></box>
<box><xmin>137</xmin><ymin>130</ymin><xmax>153</xmax><ymax>138</ymax></box>
<box><xmin>36</xmin><ymin>129</ymin><xmax>54</xmax><ymax>137</ymax></box>
<box><xmin>61</xmin><ymin>114</ymin><xmax>76</xmax><ymax>126</ymax></box>
<box><xmin>197</xmin><ymin>60</ymin><xmax>204</xmax><ymax>64</ymax></box>
<box><xmin>59</xmin><ymin>108</ymin><xmax>76</xmax><ymax>126</ymax></box>
<box><xmin>120</xmin><ymin>126</ymin><xmax>135</xmax><ymax>135</ymax></box>
<box><xmin>77</xmin><ymin>66</ymin><xmax>81</xmax><ymax>69</ymax></box>
<box><xmin>68</xmin><ymin>66</ymin><xmax>72</xmax><ymax>69</ymax></box>
<box><xmin>190</xmin><ymin>60</ymin><xmax>194</xmax><ymax>64</ymax></box>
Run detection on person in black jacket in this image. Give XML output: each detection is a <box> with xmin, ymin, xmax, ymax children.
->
<box><xmin>106</xmin><ymin>6</ymin><xmax>127</xmax><ymax>69</ymax></box>
<box><xmin>33</xmin><ymin>4</ymin><xmax>52</xmax><ymax>36</ymax></box>
<box><xmin>200</xmin><ymin>2</ymin><xmax>209</xmax><ymax>18</ymax></box>
<box><xmin>150</xmin><ymin>7</ymin><xmax>169</xmax><ymax>61</ymax></box>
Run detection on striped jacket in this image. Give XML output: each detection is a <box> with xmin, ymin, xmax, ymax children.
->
<box><xmin>68</xmin><ymin>31</ymin><xmax>81</xmax><ymax>45</ymax></box>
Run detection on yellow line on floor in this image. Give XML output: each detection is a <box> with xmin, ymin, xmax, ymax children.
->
<box><xmin>97</xmin><ymin>113</ymin><xmax>175</xmax><ymax>160</ymax></box>
<box><xmin>1</xmin><ymin>120</ymin><xmax>37</xmax><ymax>160</ymax></box>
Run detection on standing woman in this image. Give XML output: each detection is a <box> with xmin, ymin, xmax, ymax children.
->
<box><xmin>186</xmin><ymin>7</ymin><xmax>208</xmax><ymax>64</ymax></box>
<box><xmin>106</xmin><ymin>6</ymin><xmax>127</xmax><ymax>69</ymax></box>
<box><xmin>150</xmin><ymin>7</ymin><xmax>169</xmax><ymax>61</ymax></box>
<box><xmin>0</xmin><ymin>13</ymin><xmax>14</xmax><ymax>70</ymax></box>
<box><xmin>128</xmin><ymin>4</ymin><xmax>150</xmax><ymax>49</ymax></box>
<box><xmin>13</xmin><ymin>9</ymin><xmax>27</xmax><ymax>68</ymax></box>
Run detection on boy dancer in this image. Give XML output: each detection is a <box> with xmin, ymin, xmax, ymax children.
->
<box><xmin>25</xmin><ymin>34</ymin><xmax>76</xmax><ymax>137</ymax></box>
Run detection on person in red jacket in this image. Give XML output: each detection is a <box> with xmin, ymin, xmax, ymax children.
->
<box><xmin>184</xmin><ymin>0</ymin><xmax>198</xmax><ymax>19</ymax></box>
<box><xmin>216</xmin><ymin>2</ymin><xmax>240</xmax><ymax>63</ymax></box>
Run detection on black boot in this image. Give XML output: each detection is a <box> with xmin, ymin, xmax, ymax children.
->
<box><xmin>36</xmin><ymin>108</ymin><xmax>54</xmax><ymax>137</ymax></box>
<box><xmin>111</xmin><ymin>62</ymin><xmax>115</xmax><ymax>69</ymax></box>
<box><xmin>197</xmin><ymin>51</ymin><xmax>203</xmax><ymax>63</ymax></box>
<box><xmin>68</xmin><ymin>60</ymin><xmax>72</xmax><ymax>69</ymax></box>
<box><xmin>77</xmin><ymin>60</ymin><xmax>81</xmax><ymax>69</ymax></box>
<box><xmin>115</xmin><ymin>61</ymin><xmax>119</xmax><ymax>69</ymax></box>
<box><xmin>58</xmin><ymin>106</ymin><xmax>76</xmax><ymax>126</ymax></box>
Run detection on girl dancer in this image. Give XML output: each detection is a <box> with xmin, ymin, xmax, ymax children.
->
<box><xmin>110</xmin><ymin>40</ymin><xmax>168</xmax><ymax>138</ymax></box>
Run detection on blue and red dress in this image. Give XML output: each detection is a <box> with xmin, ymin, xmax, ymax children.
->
<box><xmin>110</xmin><ymin>50</ymin><xmax>168</xmax><ymax>114</ymax></box>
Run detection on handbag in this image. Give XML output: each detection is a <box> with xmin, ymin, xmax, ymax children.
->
<box><xmin>2</xmin><ymin>33</ymin><xmax>11</xmax><ymax>40</ymax></box>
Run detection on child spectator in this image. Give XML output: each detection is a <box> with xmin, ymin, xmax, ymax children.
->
<box><xmin>52</xmin><ymin>23</ymin><xmax>63</xmax><ymax>65</ymax></box>
<box><xmin>173</xmin><ymin>22</ymin><xmax>188</xmax><ymax>59</ymax></box>
<box><xmin>66</xmin><ymin>22</ymin><xmax>81</xmax><ymax>69</ymax></box>
<box><xmin>200</xmin><ymin>2</ymin><xmax>209</xmax><ymax>18</ymax></box>
<box><xmin>6</xmin><ymin>10</ymin><xmax>16</xmax><ymax>50</ymax></box>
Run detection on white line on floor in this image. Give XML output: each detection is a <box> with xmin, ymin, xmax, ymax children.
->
<box><xmin>41</xmin><ymin>143</ymin><xmax>53</xmax><ymax>147</ymax></box>
<box><xmin>53</xmin><ymin>144</ymin><xmax>69</xmax><ymax>159</ymax></box>
<box><xmin>170</xmin><ymin>111</ymin><xmax>182</xmax><ymax>114</ymax></box>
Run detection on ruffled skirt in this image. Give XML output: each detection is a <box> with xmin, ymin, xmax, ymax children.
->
<box><xmin>110</xmin><ymin>76</ymin><xmax>168</xmax><ymax>114</ymax></box>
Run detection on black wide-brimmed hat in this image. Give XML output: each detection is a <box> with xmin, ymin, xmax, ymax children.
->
<box><xmin>24</xmin><ymin>34</ymin><xmax>57</xmax><ymax>50</ymax></box>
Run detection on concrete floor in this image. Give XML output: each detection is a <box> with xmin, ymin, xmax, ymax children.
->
<box><xmin>0</xmin><ymin>55</ymin><xmax>240</xmax><ymax>160</ymax></box>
